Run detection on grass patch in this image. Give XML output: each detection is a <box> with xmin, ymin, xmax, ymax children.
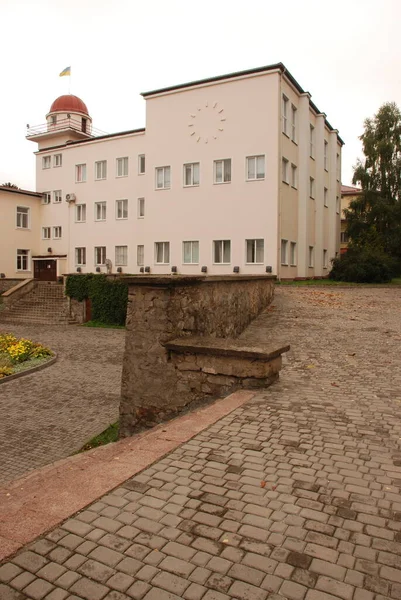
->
<box><xmin>278</xmin><ymin>278</ymin><xmax>401</xmax><ymax>287</ymax></box>
<box><xmin>11</xmin><ymin>355</ymin><xmax>54</xmax><ymax>374</ymax></box>
<box><xmin>79</xmin><ymin>422</ymin><xmax>119</xmax><ymax>452</ymax></box>
<box><xmin>81</xmin><ymin>320</ymin><xmax>125</xmax><ymax>329</ymax></box>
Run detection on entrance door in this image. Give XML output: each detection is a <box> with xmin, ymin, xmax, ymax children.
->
<box><xmin>34</xmin><ymin>260</ymin><xmax>57</xmax><ymax>282</ymax></box>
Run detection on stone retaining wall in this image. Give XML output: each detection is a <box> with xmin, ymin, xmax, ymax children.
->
<box><xmin>0</xmin><ymin>279</ymin><xmax>23</xmax><ymax>295</ymax></box>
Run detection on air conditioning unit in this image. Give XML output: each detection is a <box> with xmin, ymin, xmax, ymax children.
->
<box><xmin>66</xmin><ymin>193</ymin><xmax>76</xmax><ymax>203</ymax></box>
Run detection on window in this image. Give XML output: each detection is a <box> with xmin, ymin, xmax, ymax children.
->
<box><xmin>95</xmin><ymin>246</ymin><xmax>106</xmax><ymax>266</ymax></box>
<box><xmin>138</xmin><ymin>154</ymin><xmax>145</xmax><ymax>174</ymax></box>
<box><xmin>42</xmin><ymin>227</ymin><xmax>51</xmax><ymax>240</ymax></box>
<box><xmin>246</xmin><ymin>155</ymin><xmax>265</xmax><ymax>181</ymax></box>
<box><xmin>138</xmin><ymin>197</ymin><xmax>145</xmax><ymax>218</ymax></box>
<box><xmin>53</xmin><ymin>154</ymin><xmax>62</xmax><ymax>167</ymax></box>
<box><xmin>337</xmin><ymin>153</ymin><xmax>341</xmax><ymax>181</ymax></box>
<box><xmin>290</xmin><ymin>242</ymin><xmax>297</xmax><ymax>266</ymax></box>
<box><xmin>184</xmin><ymin>162</ymin><xmax>200</xmax><ymax>187</ymax></box>
<box><xmin>95</xmin><ymin>201</ymin><xmax>106</xmax><ymax>221</ymax></box>
<box><xmin>75</xmin><ymin>247</ymin><xmax>86</xmax><ymax>266</ymax></box>
<box><xmin>53</xmin><ymin>190</ymin><xmax>62</xmax><ymax>203</ymax></box>
<box><xmin>95</xmin><ymin>160</ymin><xmax>107</xmax><ymax>180</ymax></box>
<box><xmin>323</xmin><ymin>249</ymin><xmax>328</xmax><ymax>269</ymax></box>
<box><xmin>75</xmin><ymin>204</ymin><xmax>86</xmax><ymax>222</ymax></box>
<box><xmin>76</xmin><ymin>164</ymin><xmax>86</xmax><ymax>182</ymax></box>
<box><xmin>42</xmin><ymin>192</ymin><xmax>51</xmax><ymax>205</ymax></box>
<box><xmin>291</xmin><ymin>105</ymin><xmax>297</xmax><ymax>142</ymax></box>
<box><xmin>17</xmin><ymin>249</ymin><xmax>29</xmax><ymax>271</ymax></box>
<box><xmin>183</xmin><ymin>241</ymin><xmax>199</xmax><ymax>264</ymax></box>
<box><xmin>156</xmin><ymin>166</ymin><xmax>171</xmax><ymax>189</ymax></box>
<box><xmin>282</xmin><ymin>158</ymin><xmax>289</xmax><ymax>184</ymax></box>
<box><xmin>336</xmin><ymin>196</ymin><xmax>340</xmax><ymax>214</ymax></box>
<box><xmin>310</xmin><ymin>125</ymin><xmax>315</xmax><ymax>158</ymax></box>
<box><xmin>116</xmin><ymin>199</ymin><xmax>128</xmax><ymax>219</ymax></box>
<box><xmin>115</xmin><ymin>245</ymin><xmax>128</xmax><ymax>266</ymax></box>
<box><xmin>42</xmin><ymin>156</ymin><xmax>51</xmax><ymax>169</ymax></box>
<box><xmin>324</xmin><ymin>141</ymin><xmax>328</xmax><ymax>171</ymax></box>
<box><xmin>309</xmin><ymin>177</ymin><xmax>315</xmax><ymax>199</ymax></box>
<box><xmin>16</xmin><ymin>206</ymin><xmax>29</xmax><ymax>229</ymax></box>
<box><xmin>51</xmin><ymin>115</ymin><xmax>57</xmax><ymax>125</ymax></box>
<box><xmin>291</xmin><ymin>164</ymin><xmax>297</xmax><ymax>188</ymax></box>
<box><xmin>116</xmin><ymin>157</ymin><xmax>128</xmax><ymax>177</ymax></box>
<box><xmin>213</xmin><ymin>240</ymin><xmax>231</xmax><ymax>264</ymax></box>
<box><xmin>53</xmin><ymin>226</ymin><xmax>62</xmax><ymax>239</ymax></box>
<box><xmin>282</xmin><ymin>95</ymin><xmax>289</xmax><ymax>135</ymax></box>
<box><xmin>214</xmin><ymin>159</ymin><xmax>231</xmax><ymax>184</ymax></box>
<box><xmin>155</xmin><ymin>242</ymin><xmax>170</xmax><ymax>264</ymax></box>
<box><xmin>137</xmin><ymin>245</ymin><xmax>144</xmax><ymax>266</ymax></box>
<box><xmin>324</xmin><ymin>187</ymin><xmax>328</xmax><ymax>207</ymax></box>
<box><xmin>341</xmin><ymin>232</ymin><xmax>349</xmax><ymax>243</ymax></box>
<box><xmin>281</xmin><ymin>239</ymin><xmax>288</xmax><ymax>265</ymax></box>
<box><xmin>246</xmin><ymin>239</ymin><xmax>264</xmax><ymax>264</ymax></box>
<box><xmin>309</xmin><ymin>246</ymin><xmax>314</xmax><ymax>268</ymax></box>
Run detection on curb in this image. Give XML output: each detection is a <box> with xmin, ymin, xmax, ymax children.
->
<box><xmin>0</xmin><ymin>354</ymin><xmax>58</xmax><ymax>385</ymax></box>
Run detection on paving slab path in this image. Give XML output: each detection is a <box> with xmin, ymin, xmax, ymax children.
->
<box><xmin>1</xmin><ymin>286</ymin><xmax>401</xmax><ymax>600</ymax></box>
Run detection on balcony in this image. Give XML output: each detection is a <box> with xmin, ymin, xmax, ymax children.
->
<box><xmin>26</xmin><ymin>117</ymin><xmax>107</xmax><ymax>142</ymax></box>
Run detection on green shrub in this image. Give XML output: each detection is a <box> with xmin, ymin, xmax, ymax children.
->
<box><xmin>330</xmin><ymin>246</ymin><xmax>395</xmax><ymax>283</ymax></box>
<box><xmin>65</xmin><ymin>275</ymin><xmax>128</xmax><ymax>325</ymax></box>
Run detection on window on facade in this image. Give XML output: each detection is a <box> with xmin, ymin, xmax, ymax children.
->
<box><xmin>246</xmin><ymin>155</ymin><xmax>265</xmax><ymax>181</ymax></box>
<box><xmin>53</xmin><ymin>190</ymin><xmax>62</xmax><ymax>203</ymax></box>
<box><xmin>291</xmin><ymin>164</ymin><xmax>297</xmax><ymax>188</ymax></box>
<box><xmin>337</xmin><ymin>153</ymin><xmax>341</xmax><ymax>181</ymax></box>
<box><xmin>184</xmin><ymin>163</ymin><xmax>200</xmax><ymax>187</ymax></box>
<box><xmin>213</xmin><ymin>240</ymin><xmax>231</xmax><ymax>264</ymax></box>
<box><xmin>323</xmin><ymin>249</ymin><xmax>328</xmax><ymax>268</ymax></box>
<box><xmin>138</xmin><ymin>154</ymin><xmax>145</xmax><ymax>174</ymax></box>
<box><xmin>116</xmin><ymin>199</ymin><xmax>128</xmax><ymax>219</ymax></box>
<box><xmin>309</xmin><ymin>246</ymin><xmax>314</xmax><ymax>268</ymax></box>
<box><xmin>155</xmin><ymin>242</ymin><xmax>170</xmax><ymax>264</ymax></box>
<box><xmin>42</xmin><ymin>192</ymin><xmax>51</xmax><ymax>205</ymax></box>
<box><xmin>336</xmin><ymin>196</ymin><xmax>340</xmax><ymax>214</ymax></box>
<box><xmin>281</xmin><ymin>239</ymin><xmax>288</xmax><ymax>265</ymax></box>
<box><xmin>309</xmin><ymin>177</ymin><xmax>315</xmax><ymax>199</ymax></box>
<box><xmin>95</xmin><ymin>160</ymin><xmax>107</xmax><ymax>180</ymax></box>
<box><xmin>246</xmin><ymin>239</ymin><xmax>264</xmax><ymax>264</ymax></box>
<box><xmin>291</xmin><ymin>105</ymin><xmax>297</xmax><ymax>142</ymax></box>
<box><xmin>324</xmin><ymin>187</ymin><xmax>328</xmax><ymax>207</ymax></box>
<box><xmin>95</xmin><ymin>201</ymin><xmax>106</xmax><ymax>221</ymax></box>
<box><xmin>16</xmin><ymin>206</ymin><xmax>29</xmax><ymax>229</ymax></box>
<box><xmin>75</xmin><ymin>204</ymin><xmax>86</xmax><ymax>222</ymax></box>
<box><xmin>290</xmin><ymin>242</ymin><xmax>297</xmax><ymax>266</ymax></box>
<box><xmin>95</xmin><ymin>246</ymin><xmax>106</xmax><ymax>266</ymax></box>
<box><xmin>53</xmin><ymin>226</ymin><xmax>62</xmax><ymax>239</ymax></box>
<box><xmin>341</xmin><ymin>232</ymin><xmax>349</xmax><ymax>243</ymax></box>
<box><xmin>75</xmin><ymin>247</ymin><xmax>86</xmax><ymax>266</ymax></box>
<box><xmin>156</xmin><ymin>166</ymin><xmax>171</xmax><ymax>189</ymax></box>
<box><xmin>115</xmin><ymin>245</ymin><xmax>128</xmax><ymax>266</ymax></box>
<box><xmin>17</xmin><ymin>249</ymin><xmax>29</xmax><ymax>271</ymax></box>
<box><xmin>282</xmin><ymin>95</ymin><xmax>289</xmax><ymax>135</ymax></box>
<box><xmin>116</xmin><ymin>157</ymin><xmax>128</xmax><ymax>177</ymax></box>
<box><xmin>42</xmin><ymin>156</ymin><xmax>51</xmax><ymax>169</ymax></box>
<box><xmin>138</xmin><ymin>198</ymin><xmax>145</xmax><ymax>218</ymax></box>
<box><xmin>137</xmin><ymin>245</ymin><xmax>144</xmax><ymax>266</ymax></box>
<box><xmin>282</xmin><ymin>158</ymin><xmax>289</xmax><ymax>184</ymax></box>
<box><xmin>75</xmin><ymin>164</ymin><xmax>87</xmax><ymax>182</ymax></box>
<box><xmin>51</xmin><ymin>115</ymin><xmax>57</xmax><ymax>125</ymax></box>
<box><xmin>53</xmin><ymin>154</ymin><xmax>62</xmax><ymax>167</ymax></box>
<box><xmin>212</xmin><ymin>158</ymin><xmax>230</xmax><ymax>185</ymax></box>
<box><xmin>183</xmin><ymin>241</ymin><xmax>199</xmax><ymax>264</ymax></box>
<box><xmin>324</xmin><ymin>141</ymin><xmax>328</xmax><ymax>171</ymax></box>
<box><xmin>42</xmin><ymin>227</ymin><xmax>51</xmax><ymax>240</ymax></box>
<box><xmin>310</xmin><ymin>125</ymin><xmax>315</xmax><ymax>158</ymax></box>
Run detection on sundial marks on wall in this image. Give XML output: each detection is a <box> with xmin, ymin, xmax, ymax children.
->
<box><xmin>188</xmin><ymin>102</ymin><xmax>226</xmax><ymax>143</ymax></box>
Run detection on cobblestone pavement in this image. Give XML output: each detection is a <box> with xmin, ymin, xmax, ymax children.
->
<box><xmin>1</xmin><ymin>286</ymin><xmax>401</xmax><ymax>600</ymax></box>
<box><xmin>0</xmin><ymin>324</ymin><xmax>124</xmax><ymax>485</ymax></box>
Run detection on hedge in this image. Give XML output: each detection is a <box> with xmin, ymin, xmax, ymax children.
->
<box><xmin>66</xmin><ymin>274</ymin><xmax>128</xmax><ymax>325</ymax></box>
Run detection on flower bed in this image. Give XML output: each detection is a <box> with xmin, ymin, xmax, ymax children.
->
<box><xmin>0</xmin><ymin>333</ymin><xmax>53</xmax><ymax>379</ymax></box>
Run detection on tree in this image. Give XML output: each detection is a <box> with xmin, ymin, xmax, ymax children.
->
<box><xmin>1</xmin><ymin>182</ymin><xmax>19</xmax><ymax>189</ymax></box>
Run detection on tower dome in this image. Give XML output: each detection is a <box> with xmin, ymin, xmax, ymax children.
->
<box><xmin>49</xmin><ymin>94</ymin><xmax>89</xmax><ymax>116</ymax></box>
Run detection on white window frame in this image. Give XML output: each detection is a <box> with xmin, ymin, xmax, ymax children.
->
<box><xmin>282</xmin><ymin>95</ymin><xmax>289</xmax><ymax>136</ymax></box>
<box><xmin>42</xmin><ymin>156</ymin><xmax>51</xmax><ymax>169</ymax></box>
<box><xmin>309</xmin><ymin>177</ymin><xmax>315</xmax><ymax>199</ymax></box>
<box><xmin>75</xmin><ymin>247</ymin><xmax>86</xmax><ymax>266</ymax></box>
<box><xmin>75</xmin><ymin>204</ymin><xmax>86</xmax><ymax>223</ymax></box>
<box><xmin>183</xmin><ymin>241</ymin><xmax>199</xmax><ymax>264</ymax></box>
<box><xmin>291</xmin><ymin>104</ymin><xmax>297</xmax><ymax>143</ymax></box>
<box><xmin>95</xmin><ymin>160</ymin><xmax>107</xmax><ymax>181</ymax></box>
<box><xmin>246</xmin><ymin>239</ymin><xmax>264</xmax><ymax>265</ymax></box>
<box><xmin>137</xmin><ymin>197</ymin><xmax>145</xmax><ymax>218</ymax></box>
<box><xmin>282</xmin><ymin>158</ymin><xmax>289</xmax><ymax>184</ymax></box>
<box><xmin>155</xmin><ymin>166</ymin><xmax>171</xmax><ymax>190</ymax></box>
<box><xmin>16</xmin><ymin>249</ymin><xmax>30</xmax><ymax>271</ymax></box>
<box><xmin>53</xmin><ymin>226</ymin><xmax>62</xmax><ymax>239</ymax></box>
<box><xmin>95</xmin><ymin>201</ymin><xmax>107</xmax><ymax>221</ymax></box>
<box><xmin>53</xmin><ymin>154</ymin><xmax>62</xmax><ymax>168</ymax></box>
<box><xmin>115</xmin><ymin>245</ymin><xmax>128</xmax><ymax>266</ymax></box>
<box><xmin>246</xmin><ymin>155</ymin><xmax>265</xmax><ymax>181</ymax></box>
<box><xmin>324</xmin><ymin>187</ymin><xmax>328</xmax><ymax>207</ymax></box>
<box><xmin>53</xmin><ymin>190</ymin><xmax>62</xmax><ymax>203</ymax></box>
<box><xmin>42</xmin><ymin>192</ymin><xmax>51</xmax><ymax>205</ymax></box>
<box><xmin>137</xmin><ymin>245</ymin><xmax>144</xmax><ymax>266</ymax></box>
<box><xmin>116</xmin><ymin>157</ymin><xmax>128</xmax><ymax>178</ymax></box>
<box><xmin>213</xmin><ymin>240</ymin><xmax>231</xmax><ymax>265</ymax></box>
<box><xmin>94</xmin><ymin>246</ymin><xmax>106</xmax><ymax>266</ymax></box>
<box><xmin>290</xmin><ymin>242</ymin><xmax>297</xmax><ymax>266</ymax></box>
<box><xmin>323</xmin><ymin>249</ymin><xmax>328</xmax><ymax>269</ymax></box>
<box><xmin>309</xmin><ymin>246</ymin><xmax>314</xmax><ymax>268</ymax></box>
<box><xmin>16</xmin><ymin>206</ymin><xmax>29</xmax><ymax>229</ymax></box>
<box><xmin>183</xmin><ymin>162</ymin><xmax>200</xmax><ymax>187</ymax></box>
<box><xmin>324</xmin><ymin>141</ymin><xmax>328</xmax><ymax>171</ymax></box>
<box><xmin>291</xmin><ymin>164</ymin><xmax>297</xmax><ymax>189</ymax></box>
<box><xmin>214</xmin><ymin>159</ymin><xmax>231</xmax><ymax>184</ymax></box>
<box><xmin>281</xmin><ymin>239</ymin><xmax>288</xmax><ymax>266</ymax></box>
<box><xmin>138</xmin><ymin>154</ymin><xmax>145</xmax><ymax>175</ymax></box>
<box><xmin>310</xmin><ymin>125</ymin><xmax>315</xmax><ymax>159</ymax></box>
<box><xmin>75</xmin><ymin>163</ymin><xmax>87</xmax><ymax>183</ymax></box>
<box><xmin>42</xmin><ymin>227</ymin><xmax>51</xmax><ymax>240</ymax></box>
<box><xmin>155</xmin><ymin>241</ymin><xmax>170</xmax><ymax>264</ymax></box>
<box><xmin>116</xmin><ymin>198</ymin><xmax>128</xmax><ymax>220</ymax></box>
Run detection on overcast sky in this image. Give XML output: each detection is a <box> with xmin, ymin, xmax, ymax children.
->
<box><xmin>1</xmin><ymin>0</ymin><xmax>400</xmax><ymax>190</ymax></box>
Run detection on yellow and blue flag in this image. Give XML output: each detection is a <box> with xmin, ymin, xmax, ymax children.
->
<box><xmin>59</xmin><ymin>66</ymin><xmax>71</xmax><ymax>77</ymax></box>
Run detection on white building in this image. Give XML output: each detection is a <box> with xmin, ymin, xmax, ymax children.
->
<box><xmin>3</xmin><ymin>62</ymin><xmax>343</xmax><ymax>281</ymax></box>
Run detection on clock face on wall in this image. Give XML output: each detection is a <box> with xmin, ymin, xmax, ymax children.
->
<box><xmin>188</xmin><ymin>102</ymin><xmax>226</xmax><ymax>143</ymax></box>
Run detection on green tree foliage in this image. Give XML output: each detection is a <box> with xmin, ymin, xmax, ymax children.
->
<box><xmin>65</xmin><ymin>274</ymin><xmax>128</xmax><ymax>325</ymax></box>
<box><xmin>330</xmin><ymin>246</ymin><xmax>394</xmax><ymax>283</ymax></box>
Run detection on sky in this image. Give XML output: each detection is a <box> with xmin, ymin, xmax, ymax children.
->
<box><xmin>1</xmin><ymin>0</ymin><xmax>400</xmax><ymax>190</ymax></box>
